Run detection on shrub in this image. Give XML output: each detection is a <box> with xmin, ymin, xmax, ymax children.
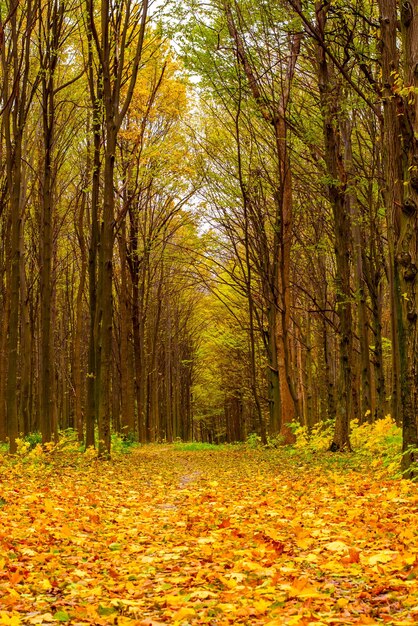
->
<box><xmin>111</xmin><ymin>432</ymin><xmax>139</xmax><ymax>454</ymax></box>
<box><xmin>245</xmin><ymin>433</ymin><xmax>262</xmax><ymax>449</ymax></box>
<box><xmin>293</xmin><ymin>420</ymin><xmax>334</xmax><ymax>452</ymax></box>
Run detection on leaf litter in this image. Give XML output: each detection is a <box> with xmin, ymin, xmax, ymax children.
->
<box><xmin>0</xmin><ymin>446</ymin><xmax>417</xmax><ymax>625</ymax></box>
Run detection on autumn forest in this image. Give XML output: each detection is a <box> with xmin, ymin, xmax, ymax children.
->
<box><xmin>0</xmin><ymin>0</ymin><xmax>418</xmax><ymax>623</ymax></box>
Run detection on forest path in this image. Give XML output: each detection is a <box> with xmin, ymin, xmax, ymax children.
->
<box><xmin>0</xmin><ymin>445</ymin><xmax>417</xmax><ymax>625</ymax></box>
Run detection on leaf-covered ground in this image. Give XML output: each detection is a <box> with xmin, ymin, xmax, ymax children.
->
<box><xmin>0</xmin><ymin>445</ymin><xmax>417</xmax><ymax>626</ymax></box>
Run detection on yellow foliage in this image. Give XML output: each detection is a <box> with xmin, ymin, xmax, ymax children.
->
<box><xmin>350</xmin><ymin>414</ymin><xmax>400</xmax><ymax>454</ymax></box>
<box><xmin>14</xmin><ymin>439</ymin><xmax>30</xmax><ymax>457</ymax></box>
<box><xmin>1</xmin><ymin>442</ymin><xmax>417</xmax><ymax>624</ymax></box>
<box><xmin>294</xmin><ymin>415</ymin><xmax>402</xmax><ymax>462</ymax></box>
<box><xmin>0</xmin><ymin>613</ymin><xmax>21</xmax><ymax>625</ymax></box>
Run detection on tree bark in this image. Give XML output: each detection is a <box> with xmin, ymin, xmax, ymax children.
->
<box><xmin>315</xmin><ymin>2</ymin><xmax>353</xmax><ymax>451</ymax></box>
<box><xmin>377</xmin><ymin>0</ymin><xmax>418</xmax><ymax>475</ymax></box>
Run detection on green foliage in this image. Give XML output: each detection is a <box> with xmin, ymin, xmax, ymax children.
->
<box><xmin>265</xmin><ymin>434</ymin><xmax>285</xmax><ymax>448</ymax></box>
<box><xmin>245</xmin><ymin>433</ymin><xmax>262</xmax><ymax>448</ymax></box>
<box><xmin>111</xmin><ymin>432</ymin><xmax>139</xmax><ymax>454</ymax></box>
<box><xmin>0</xmin><ymin>430</ymin><xmax>141</xmax><ymax>462</ymax></box>
<box><xmin>24</xmin><ymin>432</ymin><xmax>43</xmax><ymax>449</ymax></box>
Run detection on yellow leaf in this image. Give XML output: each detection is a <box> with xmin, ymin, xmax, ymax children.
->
<box><xmin>254</xmin><ymin>599</ymin><xmax>270</xmax><ymax>613</ymax></box>
<box><xmin>38</xmin><ymin>579</ymin><xmax>53</xmax><ymax>591</ymax></box>
<box><xmin>164</xmin><ymin>595</ymin><xmax>184</xmax><ymax>607</ymax></box>
<box><xmin>173</xmin><ymin>607</ymin><xmax>196</xmax><ymax>621</ymax></box>
<box><xmin>218</xmin><ymin>574</ymin><xmax>237</xmax><ymax>589</ymax></box>
<box><xmin>240</xmin><ymin>560</ymin><xmax>263</xmax><ymax>571</ymax></box>
<box><xmin>197</xmin><ymin>536</ymin><xmax>214</xmax><ymax>544</ymax></box>
<box><xmin>190</xmin><ymin>590</ymin><xmax>216</xmax><ymax>599</ymax></box>
<box><xmin>296</xmin><ymin>537</ymin><xmax>314</xmax><ymax>549</ymax></box>
<box><xmin>287</xmin><ymin>578</ymin><xmax>327</xmax><ymax>599</ymax></box>
<box><xmin>324</xmin><ymin>540</ymin><xmax>349</xmax><ymax>553</ymax></box>
<box><xmin>28</xmin><ymin>615</ymin><xmax>54</xmax><ymax>625</ymax></box>
<box><xmin>367</xmin><ymin>550</ymin><xmax>398</xmax><ymax>565</ymax></box>
<box><xmin>60</xmin><ymin>526</ymin><xmax>72</xmax><ymax>538</ymax></box>
<box><xmin>44</xmin><ymin>499</ymin><xmax>54</xmax><ymax>513</ymax></box>
<box><xmin>297</xmin><ymin>586</ymin><xmax>327</xmax><ymax>599</ymax></box>
<box><xmin>0</xmin><ymin>613</ymin><xmax>21</xmax><ymax>626</ymax></box>
<box><xmin>216</xmin><ymin>604</ymin><xmax>235</xmax><ymax>613</ymax></box>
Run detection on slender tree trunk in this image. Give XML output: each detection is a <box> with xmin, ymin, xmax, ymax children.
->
<box><xmin>2</xmin><ymin>0</ymin><xmax>36</xmax><ymax>452</ymax></box>
<box><xmin>73</xmin><ymin>192</ymin><xmax>87</xmax><ymax>443</ymax></box>
<box><xmin>223</xmin><ymin>2</ymin><xmax>301</xmax><ymax>441</ymax></box>
<box><xmin>96</xmin><ymin>131</ymin><xmax>117</xmax><ymax>457</ymax></box>
<box><xmin>85</xmin><ymin>32</ymin><xmax>102</xmax><ymax>449</ymax></box>
<box><xmin>39</xmin><ymin>107</ymin><xmax>54</xmax><ymax>444</ymax></box>
<box><xmin>118</xmin><ymin>222</ymin><xmax>135</xmax><ymax>436</ymax></box>
<box><xmin>305</xmin><ymin>314</ymin><xmax>314</xmax><ymax>430</ymax></box>
<box><xmin>20</xmin><ymin>216</ymin><xmax>32</xmax><ymax>436</ymax></box>
<box><xmin>0</xmin><ymin>281</ymin><xmax>9</xmax><ymax>441</ymax></box>
<box><xmin>6</xmin><ymin>145</ymin><xmax>22</xmax><ymax>453</ymax></box>
<box><xmin>370</xmin><ymin>283</ymin><xmax>386</xmax><ymax>420</ymax></box>
<box><xmin>129</xmin><ymin>212</ymin><xmax>146</xmax><ymax>441</ymax></box>
<box><xmin>378</xmin><ymin>0</ymin><xmax>403</xmax><ymax>427</ymax></box>
<box><xmin>275</xmin><ymin>117</ymin><xmax>298</xmax><ymax>443</ymax></box>
<box><xmin>344</xmin><ymin>120</ymin><xmax>373</xmax><ymax>421</ymax></box>
<box><xmin>268</xmin><ymin>310</ymin><xmax>281</xmax><ymax>434</ymax></box>
<box><xmin>316</xmin><ymin>3</ymin><xmax>353</xmax><ymax>450</ymax></box>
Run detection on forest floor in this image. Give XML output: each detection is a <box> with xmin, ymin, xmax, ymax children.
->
<box><xmin>0</xmin><ymin>444</ymin><xmax>417</xmax><ymax>626</ymax></box>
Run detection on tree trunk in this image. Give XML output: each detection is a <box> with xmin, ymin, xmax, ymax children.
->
<box><xmin>96</xmin><ymin>131</ymin><xmax>116</xmax><ymax>458</ymax></box>
<box><xmin>399</xmin><ymin>0</ymin><xmax>418</xmax><ymax>474</ymax></box>
<box><xmin>73</xmin><ymin>191</ymin><xmax>87</xmax><ymax>443</ymax></box>
<box><xmin>20</xmin><ymin>214</ymin><xmax>32</xmax><ymax>436</ymax></box>
<box><xmin>316</xmin><ymin>3</ymin><xmax>353</xmax><ymax>451</ymax></box>
<box><xmin>275</xmin><ymin>117</ymin><xmax>298</xmax><ymax>444</ymax></box>
<box><xmin>118</xmin><ymin>222</ymin><xmax>136</xmax><ymax>437</ymax></box>
<box><xmin>378</xmin><ymin>0</ymin><xmax>418</xmax><ymax>475</ymax></box>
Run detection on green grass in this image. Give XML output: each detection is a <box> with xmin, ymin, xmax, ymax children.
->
<box><xmin>173</xmin><ymin>442</ymin><xmax>227</xmax><ymax>451</ymax></box>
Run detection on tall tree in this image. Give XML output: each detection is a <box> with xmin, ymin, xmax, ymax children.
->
<box><xmin>85</xmin><ymin>0</ymin><xmax>149</xmax><ymax>457</ymax></box>
<box><xmin>377</xmin><ymin>0</ymin><xmax>418</xmax><ymax>474</ymax></box>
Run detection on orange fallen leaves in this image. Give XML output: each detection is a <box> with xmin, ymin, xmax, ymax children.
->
<box><xmin>0</xmin><ymin>446</ymin><xmax>417</xmax><ymax>625</ymax></box>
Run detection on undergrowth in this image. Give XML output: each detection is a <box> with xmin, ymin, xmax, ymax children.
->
<box><xmin>0</xmin><ymin>415</ymin><xmax>410</xmax><ymax>480</ymax></box>
<box><xmin>291</xmin><ymin>414</ymin><xmax>404</xmax><ymax>478</ymax></box>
